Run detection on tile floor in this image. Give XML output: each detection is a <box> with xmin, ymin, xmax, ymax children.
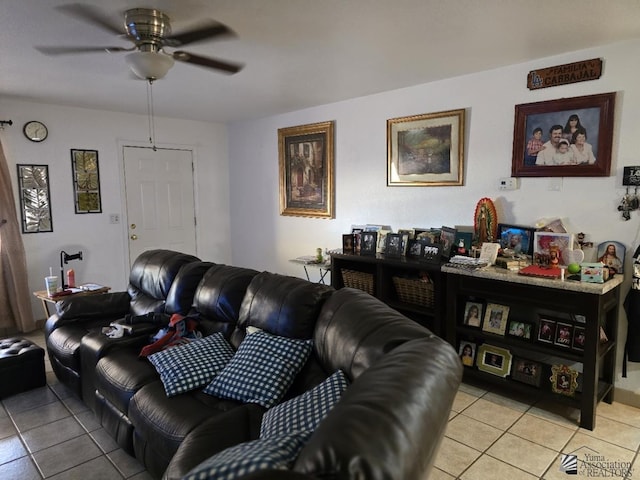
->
<box><xmin>2</xmin><ymin>329</ymin><xmax>639</xmax><ymax>479</ymax></box>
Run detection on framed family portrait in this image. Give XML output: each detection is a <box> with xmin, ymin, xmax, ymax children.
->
<box><xmin>507</xmin><ymin>320</ymin><xmax>533</xmax><ymax>340</ymax></box>
<box><xmin>497</xmin><ymin>223</ymin><xmax>534</xmax><ymax>256</ymax></box>
<box><xmin>477</xmin><ymin>344</ymin><xmax>512</xmax><ymax>378</ymax></box>
<box><xmin>511</xmin><ymin>92</ymin><xmax>615</xmax><ymax>178</ymax></box>
<box><xmin>482</xmin><ymin>303</ymin><xmax>510</xmax><ymax>336</ymax></box>
<box><xmin>278</xmin><ymin>121</ymin><xmax>335</xmax><ymax>218</ymax></box>
<box><xmin>387</xmin><ymin>109</ymin><xmax>465</xmax><ymax>186</ymax></box>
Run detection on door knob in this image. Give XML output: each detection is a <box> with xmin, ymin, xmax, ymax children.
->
<box><xmin>130</xmin><ymin>224</ymin><xmax>137</xmax><ymax>229</ymax></box>
<box><xmin>130</xmin><ymin>234</ymin><xmax>138</xmax><ymax>240</ymax></box>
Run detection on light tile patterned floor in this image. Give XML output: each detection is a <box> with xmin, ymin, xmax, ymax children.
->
<box><xmin>2</xmin><ymin>330</ymin><xmax>638</xmax><ymax>479</ymax></box>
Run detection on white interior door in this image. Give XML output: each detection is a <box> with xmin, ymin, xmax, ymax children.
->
<box><xmin>123</xmin><ymin>146</ymin><xmax>197</xmax><ymax>267</ymax></box>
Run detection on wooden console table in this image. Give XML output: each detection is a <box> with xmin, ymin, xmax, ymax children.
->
<box><xmin>33</xmin><ymin>285</ymin><xmax>111</xmax><ymax>318</ymax></box>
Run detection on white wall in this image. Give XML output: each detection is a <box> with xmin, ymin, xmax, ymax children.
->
<box><xmin>0</xmin><ymin>99</ymin><xmax>232</xmax><ymax>322</ymax></box>
<box><xmin>228</xmin><ymin>40</ymin><xmax>640</xmax><ymax>404</ymax></box>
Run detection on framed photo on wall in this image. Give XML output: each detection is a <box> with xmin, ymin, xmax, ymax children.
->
<box><xmin>278</xmin><ymin>121</ymin><xmax>335</xmax><ymax>218</ymax></box>
<box><xmin>512</xmin><ymin>92</ymin><xmax>615</xmax><ymax>177</ymax></box>
<box><xmin>387</xmin><ymin>109</ymin><xmax>465</xmax><ymax>186</ymax></box>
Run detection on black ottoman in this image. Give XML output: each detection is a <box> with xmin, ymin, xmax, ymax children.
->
<box><xmin>0</xmin><ymin>337</ymin><xmax>46</xmax><ymax>398</ymax></box>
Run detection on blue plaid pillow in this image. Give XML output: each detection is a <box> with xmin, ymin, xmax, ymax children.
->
<box><xmin>204</xmin><ymin>330</ymin><xmax>312</xmax><ymax>408</ymax></box>
<box><xmin>182</xmin><ymin>432</ymin><xmax>309</xmax><ymax>480</ymax></box>
<box><xmin>260</xmin><ymin>370</ymin><xmax>349</xmax><ymax>438</ymax></box>
<box><xmin>148</xmin><ymin>333</ymin><xmax>235</xmax><ymax>397</ymax></box>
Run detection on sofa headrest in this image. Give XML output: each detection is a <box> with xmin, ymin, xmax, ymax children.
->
<box><xmin>190</xmin><ymin>264</ymin><xmax>260</xmax><ymax>336</ymax></box>
<box><xmin>231</xmin><ymin>272</ymin><xmax>334</xmax><ymax>347</ymax></box>
<box><xmin>313</xmin><ymin>288</ymin><xmax>433</xmax><ymax>379</ymax></box>
<box><xmin>165</xmin><ymin>262</ymin><xmax>215</xmax><ymax>315</ymax></box>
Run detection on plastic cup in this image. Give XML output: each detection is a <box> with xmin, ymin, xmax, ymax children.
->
<box><xmin>45</xmin><ymin>276</ymin><xmax>58</xmax><ymax>297</ymax></box>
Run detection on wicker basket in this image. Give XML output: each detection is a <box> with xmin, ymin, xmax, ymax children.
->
<box><xmin>341</xmin><ymin>269</ymin><xmax>374</xmax><ymax>295</ymax></box>
<box><xmin>392</xmin><ymin>276</ymin><xmax>435</xmax><ymax>307</ymax></box>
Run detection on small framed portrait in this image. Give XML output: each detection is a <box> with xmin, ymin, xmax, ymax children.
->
<box><xmin>511</xmin><ymin>357</ymin><xmax>543</xmax><ymax>387</ymax></box>
<box><xmin>572</xmin><ymin>326</ymin><xmax>586</xmax><ymax>351</ymax></box>
<box><xmin>406</xmin><ymin>240</ymin><xmax>423</xmax><ymax>259</ymax></box>
<box><xmin>481</xmin><ymin>303</ymin><xmax>510</xmax><ymax>336</ymax></box>
<box><xmin>421</xmin><ymin>244</ymin><xmax>441</xmax><ymax>263</ymax></box>
<box><xmin>342</xmin><ymin>234</ymin><xmax>355</xmax><ymax>254</ymax></box>
<box><xmin>360</xmin><ymin>231</ymin><xmax>378</xmax><ymax>256</ymax></box>
<box><xmin>497</xmin><ymin>223</ymin><xmax>534</xmax><ymax>256</ymax></box>
<box><xmin>537</xmin><ymin>318</ymin><xmax>557</xmax><ymax>343</ymax></box>
<box><xmin>453</xmin><ymin>231</ymin><xmax>473</xmax><ymax>256</ymax></box>
<box><xmin>440</xmin><ymin>226</ymin><xmax>457</xmax><ymax>259</ymax></box>
<box><xmin>384</xmin><ymin>233</ymin><xmax>403</xmax><ymax>257</ymax></box>
<box><xmin>507</xmin><ymin>320</ymin><xmax>533</xmax><ymax>340</ymax></box>
<box><xmin>596</xmin><ymin>241</ymin><xmax>625</xmax><ymax>274</ymax></box>
<box><xmin>458</xmin><ymin>341</ymin><xmax>477</xmax><ymax>368</ymax></box>
<box><xmin>351</xmin><ymin>228</ymin><xmax>363</xmax><ymax>254</ymax></box>
<box><xmin>476</xmin><ymin>344</ymin><xmax>512</xmax><ymax>377</ymax></box>
<box><xmin>462</xmin><ymin>301</ymin><xmax>483</xmax><ymax>328</ymax></box>
<box><xmin>554</xmin><ymin>322</ymin><xmax>573</xmax><ymax>348</ymax></box>
<box><xmin>533</xmin><ymin>232</ymin><xmax>575</xmax><ymax>267</ymax></box>
<box><xmin>550</xmin><ymin>364</ymin><xmax>579</xmax><ymax>396</ymax></box>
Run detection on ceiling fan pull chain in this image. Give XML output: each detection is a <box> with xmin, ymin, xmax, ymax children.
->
<box><xmin>146</xmin><ymin>79</ymin><xmax>157</xmax><ymax>151</ymax></box>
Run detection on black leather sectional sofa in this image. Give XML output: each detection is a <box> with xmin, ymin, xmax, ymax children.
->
<box><xmin>44</xmin><ymin>250</ymin><xmax>462</xmax><ymax>479</ymax></box>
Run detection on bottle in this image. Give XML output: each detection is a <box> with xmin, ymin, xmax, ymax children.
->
<box><xmin>67</xmin><ymin>269</ymin><xmax>75</xmax><ymax>288</ymax></box>
<box><xmin>316</xmin><ymin>248</ymin><xmax>323</xmax><ymax>263</ymax></box>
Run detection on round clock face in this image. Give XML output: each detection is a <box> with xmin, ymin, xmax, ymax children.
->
<box><xmin>23</xmin><ymin>121</ymin><xmax>48</xmax><ymax>142</ymax></box>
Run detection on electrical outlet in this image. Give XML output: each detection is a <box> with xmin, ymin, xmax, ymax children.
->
<box><xmin>498</xmin><ymin>177</ymin><xmax>518</xmax><ymax>190</ymax></box>
<box><xmin>109</xmin><ymin>214</ymin><xmax>120</xmax><ymax>224</ymax></box>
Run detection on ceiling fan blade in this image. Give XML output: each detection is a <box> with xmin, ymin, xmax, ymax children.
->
<box><xmin>56</xmin><ymin>3</ymin><xmax>123</xmax><ymax>35</ymax></box>
<box><xmin>164</xmin><ymin>22</ymin><xmax>235</xmax><ymax>47</ymax></box>
<box><xmin>35</xmin><ymin>45</ymin><xmax>132</xmax><ymax>55</ymax></box>
<box><xmin>172</xmin><ymin>50</ymin><xmax>243</xmax><ymax>74</ymax></box>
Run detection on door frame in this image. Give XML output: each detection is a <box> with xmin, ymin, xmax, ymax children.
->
<box><xmin>117</xmin><ymin>140</ymin><xmax>199</xmax><ymax>283</ymax></box>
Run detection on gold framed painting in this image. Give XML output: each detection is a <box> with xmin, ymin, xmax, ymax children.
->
<box><xmin>71</xmin><ymin>149</ymin><xmax>102</xmax><ymax>214</ymax></box>
<box><xmin>387</xmin><ymin>109</ymin><xmax>465</xmax><ymax>186</ymax></box>
<box><xmin>278</xmin><ymin>121</ymin><xmax>335</xmax><ymax>218</ymax></box>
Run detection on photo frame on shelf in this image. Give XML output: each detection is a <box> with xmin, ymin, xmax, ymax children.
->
<box><xmin>453</xmin><ymin>231</ymin><xmax>473</xmax><ymax>256</ymax></box>
<box><xmin>342</xmin><ymin>234</ymin><xmax>355</xmax><ymax>254</ymax></box>
<box><xmin>476</xmin><ymin>344</ymin><xmax>512</xmax><ymax>378</ymax></box>
<box><xmin>511</xmin><ymin>358</ymin><xmax>543</xmax><ymax>387</ymax></box>
<box><xmin>360</xmin><ymin>231</ymin><xmax>378</xmax><ymax>256</ymax></box>
<box><xmin>440</xmin><ymin>226</ymin><xmax>457</xmax><ymax>259</ymax></box>
<box><xmin>497</xmin><ymin>223</ymin><xmax>534</xmax><ymax>256</ymax></box>
<box><xmin>384</xmin><ymin>233</ymin><xmax>403</xmax><ymax>257</ymax></box>
<box><xmin>554</xmin><ymin>322</ymin><xmax>573</xmax><ymax>348</ymax></box>
<box><xmin>507</xmin><ymin>320</ymin><xmax>533</xmax><ymax>340</ymax></box>
<box><xmin>458</xmin><ymin>341</ymin><xmax>477</xmax><ymax>368</ymax></box>
<box><xmin>462</xmin><ymin>301</ymin><xmax>483</xmax><ymax>328</ymax></box>
<box><xmin>406</xmin><ymin>240</ymin><xmax>423</xmax><ymax>259</ymax></box>
<box><xmin>351</xmin><ymin>227</ymin><xmax>363</xmax><ymax>254</ymax></box>
<box><xmin>387</xmin><ymin>109</ymin><xmax>465</xmax><ymax>186</ymax></box>
<box><xmin>511</xmin><ymin>92</ymin><xmax>615</xmax><ymax>177</ymax></box>
<box><xmin>550</xmin><ymin>364</ymin><xmax>579</xmax><ymax>396</ymax></box>
<box><xmin>421</xmin><ymin>244</ymin><xmax>441</xmax><ymax>263</ymax></box>
<box><xmin>572</xmin><ymin>326</ymin><xmax>586</xmax><ymax>351</ymax></box>
<box><xmin>481</xmin><ymin>303</ymin><xmax>510</xmax><ymax>336</ymax></box>
<box><xmin>278</xmin><ymin>121</ymin><xmax>335</xmax><ymax>218</ymax></box>
<box><xmin>533</xmin><ymin>232</ymin><xmax>575</xmax><ymax>266</ymax></box>
<box><xmin>596</xmin><ymin>241</ymin><xmax>625</xmax><ymax>274</ymax></box>
<box><xmin>537</xmin><ymin>317</ymin><xmax>557</xmax><ymax>344</ymax></box>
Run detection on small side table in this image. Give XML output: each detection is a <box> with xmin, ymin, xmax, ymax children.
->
<box><xmin>290</xmin><ymin>260</ymin><xmax>331</xmax><ymax>285</ymax></box>
<box><xmin>33</xmin><ymin>284</ymin><xmax>111</xmax><ymax>318</ymax></box>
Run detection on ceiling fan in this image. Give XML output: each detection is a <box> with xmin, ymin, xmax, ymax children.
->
<box><xmin>36</xmin><ymin>4</ymin><xmax>243</xmax><ymax>80</ymax></box>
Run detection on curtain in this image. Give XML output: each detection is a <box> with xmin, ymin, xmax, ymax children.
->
<box><xmin>0</xmin><ymin>138</ymin><xmax>35</xmax><ymax>332</ymax></box>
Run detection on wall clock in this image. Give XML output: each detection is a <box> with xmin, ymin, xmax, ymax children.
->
<box><xmin>23</xmin><ymin>121</ymin><xmax>48</xmax><ymax>142</ymax></box>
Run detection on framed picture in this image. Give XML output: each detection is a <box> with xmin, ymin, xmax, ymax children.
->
<box><xmin>476</xmin><ymin>344</ymin><xmax>512</xmax><ymax>378</ymax></box>
<box><xmin>511</xmin><ymin>358</ymin><xmax>543</xmax><ymax>387</ymax></box>
<box><xmin>596</xmin><ymin>241</ymin><xmax>625</xmax><ymax>274</ymax></box>
<box><xmin>533</xmin><ymin>232</ymin><xmax>575</xmax><ymax>266</ymax></box>
<box><xmin>387</xmin><ymin>109</ymin><xmax>465</xmax><ymax>186</ymax></box>
<box><xmin>406</xmin><ymin>240</ymin><xmax>423</xmax><ymax>259</ymax></box>
<box><xmin>482</xmin><ymin>303</ymin><xmax>510</xmax><ymax>336</ymax></box>
<box><xmin>453</xmin><ymin>231</ymin><xmax>473</xmax><ymax>256</ymax></box>
<box><xmin>511</xmin><ymin>92</ymin><xmax>615</xmax><ymax>177</ymax></box>
<box><xmin>351</xmin><ymin>227</ymin><xmax>363</xmax><ymax>255</ymax></box>
<box><xmin>463</xmin><ymin>301</ymin><xmax>483</xmax><ymax>328</ymax></box>
<box><xmin>497</xmin><ymin>223</ymin><xmax>534</xmax><ymax>256</ymax></box>
<box><xmin>384</xmin><ymin>233</ymin><xmax>403</xmax><ymax>257</ymax></box>
<box><xmin>342</xmin><ymin>234</ymin><xmax>355</xmax><ymax>254</ymax></box>
<box><xmin>572</xmin><ymin>326</ymin><xmax>586</xmax><ymax>351</ymax></box>
<box><xmin>554</xmin><ymin>322</ymin><xmax>573</xmax><ymax>348</ymax></box>
<box><xmin>278</xmin><ymin>121</ymin><xmax>335</xmax><ymax>218</ymax></box>
<box><xmin>537</xmin><ymin>317</ymin><xmax>557</xmax><ymax>344</ymax></box>
<box><xmin>360</xmin><ymin>231</ymin><xmax>378</xmax><ymax>256</ymax></box>
<box><xmin>507</xmin><ymin>320</ymin><xmax>533</xmax><ymax>340</ymax></box>
<box><xmin>550</xmin><ymin>364</ymin><xmax>579</xmax><ymax>396</ymax></box>
<box><xmin>71</xmin><ymin>149</ymin><xmax>102</xmax><ymax>214</ymax></box>
<box><xmin>421</xmin><ymin>244</ymin><xmax>441</xmax><ymax>263</ymax></box>
<box><xmin>458</xmin><ymin>341</ymin><xmax>477</xmax><ymax>368</ymax></box>
<box><xmin>16</xmin><ymin>164</ymin><xmax>53</xmax><ymax>233</ymax></box>
<box><xmin>440</xmin><ymin>226</ymin><xmax>457</xmax><ymax>259</ymax></box>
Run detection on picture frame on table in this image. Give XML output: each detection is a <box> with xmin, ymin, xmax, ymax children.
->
<box><xmin>463</xmin><ymin>301</ymin><xmax>483</xmax><ymax>328</ymax></box>
<box><xmin>406</xmin><ymin>240</ymin><xmax>423</xmax><ymax>259</ymax></box>
<box><xmin>351</xmin><ymin>227</ymin><xmax>363</xmax><ymax>254</ymax></box>
<box><xmin>554</xmin><ymin>322</ymin><xmax>573</xmax><ymax>348</ymax></box>
<box><xmin>278</xmin><ymin>121</ymin><xmax>335</xmax><ymax>218</ymax></box>
<box><xmin>511</xmin><ymin>358</ymin><xmax>543</xmax><ymax>387</ymax></box>
<box><xmin>458</xmin><ymin>341</ymin><xmax>477</xmax><ymax>368</ymax></box>
<box><xmin>342</xmin><ymin>234</ymin><xmax>355</xmax><ymax>254</ymax></box>
<box><xmin>596</xmin><ymin>241</ymin><xmax>625</xmax><ymax>274</ymax></box>
<box><xmin>387</xmin><ymin>109</ymin><xmax>466</xmax><ymax>186</ymax></box>
<box><xmin>384</xmin><ymin>233</ymin><xmax>404</xmax><ymax>257</ymax></box>
<box><xmin>453</xmin><ymin>231</ymin><xmax>473</xmax><ymax>256</ymax></box>
<box><xmin>537</xmin><ymin>317</ymin><xmax>557</xmax><ymax>344</ymax></box>
<box><xmin>421</xmin><ymin>244</ymin><xmax>441</xmax><ymax>263</ymax></box>
<box><xmin>481</xmin><ymin>303</ymin><xmax>510</xmax><ymax>336</ymax></box>
<box><xmin>507</xmin><ymin>320</ymin><xmax>533</xmax><ymax>340</ymax></box>
<box><xmin>360</xmin><ymin>231</ymin><xmax>378</xmax><ymax>256</ymax></box>
<box><xmin>440</xmin><ymin>226</ymin><xmax>457</xmax><ymax>259</ymax></box>
<box><xmin>497</xmin><ymin>223</ymin><xmax>534</xmax><ymax>256</ymax></box>
<box><xmin>533</xmin><ymin>232</ymin><xmax>575</xmax><ymax>266</ymax></box>
<box><xmin>476</xmin><ymin>344</ymin><xmax>512</xmax><ymax>378</ymax></box>
<box><xmin>550</xmin><ymin>364</ymin><xmax>579</xmax><ymax>396</ymax></box>
<box><xmin>511</xmin><ymin>92</ymin><xmax>615</xmax><ymax>178</ymax></box>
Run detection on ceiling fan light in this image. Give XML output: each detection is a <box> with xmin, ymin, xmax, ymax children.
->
<box><xmin>125</xmin><ymin>51</ymin><xmax>175</xmax><ymax>80</ymax></box>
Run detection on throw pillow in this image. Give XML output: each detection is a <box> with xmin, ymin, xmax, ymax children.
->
<box><xmin>182</xmin><ymin>432</ymin><xmax>309</xmax><ymax>480</ymax></box>
<box><xmin>204</xmin><ymin>330</ymin><xmax>312</xmax><ymax>408</ymax></box>
<box><xmin>148</xmin><ymin>332</ymin><xmax>235</xmax><ymax>397</ymax></box>
<box><xmin>260</xmin><ymin>369</ymin><xmax>349</xmax><ymax>438</ymax></box>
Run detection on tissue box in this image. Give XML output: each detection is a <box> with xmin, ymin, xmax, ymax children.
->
<box><xmin>581</xmin><ymin>263</ymin><xmax>608</xmax><ymax>283</ymax></box>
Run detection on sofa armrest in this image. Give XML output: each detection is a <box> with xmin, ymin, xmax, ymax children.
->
<box><xmin>293</xmin><ymin>335</ymin><xmax>462</xmax><ymax>480</ymax></box>
<box><xmin>53</xmin><ymin>292</ymin><xmax>132</xmax><ymax>325</ymax></box>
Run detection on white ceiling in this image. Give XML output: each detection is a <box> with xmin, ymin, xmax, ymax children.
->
<box><xmin>2</xmin><ymin>0</ymin><xmax>640</xmax><ymax>124</ymax></box>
